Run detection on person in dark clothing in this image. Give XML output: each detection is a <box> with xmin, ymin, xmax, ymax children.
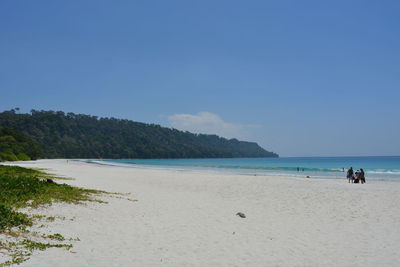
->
<box><xmin>354</xmin><ymin>170</ymin><xmax>360</xmax><ymax>183</ymax></box>
<box><xmin>347</xmin><ymin>167</ymin><xmax>354</xmax><ymax>183</ymax></box>
<box><xmin>360</xmin><ymin>168</ymin><xmax>366</xmax><ymax>184</ymax></box>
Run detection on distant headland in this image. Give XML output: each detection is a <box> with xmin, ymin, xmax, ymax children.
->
<box><xmin>0</xmin><ymin>109</ymin><xmax>278</xmax><ymax>160</ymax></box>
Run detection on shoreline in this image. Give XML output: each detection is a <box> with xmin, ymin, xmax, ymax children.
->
<box><xmin>2</xmin><ymin>159</ymin><xmax>400</xmax><ymax>266</ymax></box>
<box><xmin>83</xmin><ymin>158</ymin><xmax>400</xmax><ymax>182</ymax></box>
<box><xmin>57</xmin><ymin>159</ymin><xmax>355</xmax><ymax>183</ymax></box>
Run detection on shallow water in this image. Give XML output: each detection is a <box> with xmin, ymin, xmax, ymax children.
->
<box><xmin>95</xmin><ymin>156</ymin><xmax>400</xmax><ymax>180</ymax></box>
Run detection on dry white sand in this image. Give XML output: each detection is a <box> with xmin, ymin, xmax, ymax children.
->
<box><xmin>2</xmin><ymin>159</ymin><xmax>400</xmax><ymax>266</ymax></box>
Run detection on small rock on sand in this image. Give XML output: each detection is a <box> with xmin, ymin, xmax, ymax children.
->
<box><xmin>236</xmin><ymin>212</ymin><xmax>246</xmax><ymax>218</ymax></box>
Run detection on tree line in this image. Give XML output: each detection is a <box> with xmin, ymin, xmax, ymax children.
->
<box><xmin>0</xmin><ymin>109</ymin><xmax>278</xmax><ymax>160</ymax></box>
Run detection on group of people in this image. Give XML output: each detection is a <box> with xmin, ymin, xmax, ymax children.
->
<box><xmin>346</xmin><ymin>167</ymin><xmax>366</xmax><ymax>184</ymax></box>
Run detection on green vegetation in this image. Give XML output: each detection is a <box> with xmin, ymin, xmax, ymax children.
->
<box><xmin>0</xmin><ymin>165</ymin><xmax>104</xmax><ymax>266</ymax></box>
<box><xmin>0</xmin><ymin>239</ymin><xmax>73</xmax><ymax>267</ymax></box>
<box><xmin>0</xmin><ymin>126</ymin><xmax>42</xmax><ymax>162</ymax></box>
<box><xmin>0</xmin><ymin>109</ymin><xmax>278</xmax><ymax>159</ymax></box>
<box><xmin>21</xmin><ymin>239</ymin><xmax>72</xmax><ymax>251</ymax></box>
<box><xmin>0</xmin><ymin>165</ymin><xmax>102</xmax><ymax>212</ymax></box>
<box><xmin>46</xmin><ymin>233</ymin><xmax>65</xmax><ymax>241</ymax></box>
<box><xmin>0</xmin><ymin>205</ymin><xmax>31</xmax><ymax>232</ymax></box>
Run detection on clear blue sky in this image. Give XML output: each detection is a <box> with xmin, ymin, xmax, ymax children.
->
<box><xmin>1</xmin><ymin>0</ymin><xmax>399</xmax><ymax>157</ymax></box>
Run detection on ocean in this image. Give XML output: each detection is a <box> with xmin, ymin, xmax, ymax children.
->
<box><xmin>94</xmin><ymin>156</ymin><xmax>400</xmax><ymax>180</ymax></box>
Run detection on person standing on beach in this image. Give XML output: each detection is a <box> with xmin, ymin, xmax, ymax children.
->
<box><xmin>360</xmin><ymin>168</ymin><xmax>366</xmax><ymax>184</ymax></box>
<box><xmin>354</xmin><ymin>170</ymin><xmax>360</xmax><ymax>183</ymax></box>
<box><xmin>347</xmin><ymin>167</ymin><xmax>354</xmax><ymax>183</ymax></box>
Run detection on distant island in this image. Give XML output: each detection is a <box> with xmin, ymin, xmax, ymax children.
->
<box><xmin>0</xmin><ymin>109</ymin><xmax>278</xmax><ymax>160</ymax></box>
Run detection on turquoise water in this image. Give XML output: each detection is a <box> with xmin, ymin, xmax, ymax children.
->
<box><xmin>97</xmin><ymin>156</ymin><xmax>400</xmax><ymax>180</ymax></box>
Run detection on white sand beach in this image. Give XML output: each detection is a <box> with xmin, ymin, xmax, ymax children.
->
<box><xmin>3</xmin><ymin>159</ymin><xmax>400</xmax><ymax>266</ymax></box>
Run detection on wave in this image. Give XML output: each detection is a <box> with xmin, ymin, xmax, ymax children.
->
<box><xmin>367</xmin><ymin>169</ymin><xmax>400</xmax><ymax>174</ymax></box>
<box><xmin>199</xmin><ymin>165</ymin><xmax>400</xmax><ymax>174</ymax></box>
<box><xmin>155</xmin><ymin>164</ymin><xmax>344</xmax><ymax>173</ymax></box>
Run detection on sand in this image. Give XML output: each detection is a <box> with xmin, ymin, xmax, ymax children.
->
<box><xmin>2</xmin><ymin>159</ymin><xmax>400</xmax><ymax>266</ymax></box>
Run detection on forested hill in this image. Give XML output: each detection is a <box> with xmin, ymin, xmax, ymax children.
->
<box><xmin>0</xmin><ymin>110</ymin><xmax>278</xmax><ymax>159</ymax></box>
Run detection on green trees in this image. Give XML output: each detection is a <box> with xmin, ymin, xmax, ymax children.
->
<box><xmin>0</xmin><ymin>126</ymin><xmax>42</xmax><ymax>161</ymax></box>
<box><xmin>0</xmin><ymin>109</ymin><xmax>278</xmax><ymax>159</ymax></box>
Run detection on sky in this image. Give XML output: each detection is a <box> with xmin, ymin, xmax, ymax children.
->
<box><xmin>1</xmin><ymin>0</ymin><xmax>399</xmax><ymax>157</ymax></box>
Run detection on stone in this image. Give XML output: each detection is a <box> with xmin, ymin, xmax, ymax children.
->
<box><xmin>236</xmin><ymin>212</ymin><xmax>246</xmax><ymax>218</ymax></box>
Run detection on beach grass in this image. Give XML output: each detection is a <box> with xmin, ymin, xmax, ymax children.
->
<box><xmin>0</xmin><ymin>165</ymin><xmax>103</xmax><ymax>213</ymax></box>
<box><xmin>0</xmin><ymin>165</ymin><xmax>105</xmax><ymax>266</ymax></box>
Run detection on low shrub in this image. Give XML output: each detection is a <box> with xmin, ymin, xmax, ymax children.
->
<box><xmin>0</xmin><ymin>204</ymin><xmax>31</xmax><ymax>231</ymax></box>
